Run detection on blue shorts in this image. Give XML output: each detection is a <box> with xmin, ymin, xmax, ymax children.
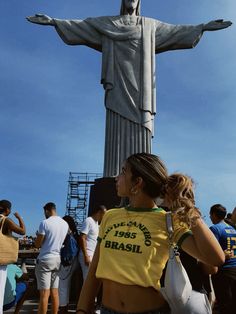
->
<box><xmin>3</xmin><ymin>282</ymin><xmax>27</xmax><ymax>311</ymax></box>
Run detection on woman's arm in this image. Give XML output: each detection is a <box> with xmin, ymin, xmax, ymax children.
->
<box><xmin>4</xmin><ymin>212</ymin><xmax>26</xmax><ymax>235</ymax></box>
<box><xmin>76</xmin><ymin>244</ymin><xmax>101</xmax><ymax>314</ymax></box>
<box><xmin>199</xmin><ymin>262</ymin><xmax>218</xmax><ymax>275</ymax></box>
<box><xmin>181</xmin><ymin>218</ymin><xmax>225</xmax><ymax>266</ymax></box>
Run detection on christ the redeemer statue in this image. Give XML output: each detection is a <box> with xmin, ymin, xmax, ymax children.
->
<box><xmin>27</xmin><ymin>0</ymin><xmax>232</xmax><ymax>177</ymax></box>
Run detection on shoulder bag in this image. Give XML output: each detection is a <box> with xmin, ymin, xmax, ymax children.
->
<box><xmin>0</xmin><ymin>215</ymin><xmax>19</xmax><ymax>265</ymax></box>
<box><xmin>160</xmin><ymin>212</ymin><xmax>192</xmax><ymax>313</ymax></box>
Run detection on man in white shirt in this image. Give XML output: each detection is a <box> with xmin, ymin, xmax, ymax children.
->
<box><xmin>79</xmin><ymin>205</ymin><xmax>106</xmax><ymax>280</ymax></box>
<box><xmin>35</xmin><ymin>202</ymin><xmax>68</xmax><ymax>314</ymax></box>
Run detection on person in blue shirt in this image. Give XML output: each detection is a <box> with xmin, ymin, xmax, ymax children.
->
<box><xmin>209</xmin><ymin>204</ymin><xmax>236</xmax><ymax>314</ymax></box>
<box><xmin>3</xmin><ymin>264</ymin><xmax>29</xmax><ymax>314</ymax></box>
<box><xmin>230</xmin><ymin>206</ymin><xmax>236</xmax><ymax>229</ymax></box>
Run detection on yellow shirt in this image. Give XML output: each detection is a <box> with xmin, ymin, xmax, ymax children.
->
<box><xmin>96</xmin><ymin>207</ymin><xmax>191</xmax><ymax>290</ymax></box>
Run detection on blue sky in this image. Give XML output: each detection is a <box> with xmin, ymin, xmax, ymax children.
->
<box><xmin>0</xmin><ymin>0</ymin><xmax>235</xmax><ymax>235</ymax></box>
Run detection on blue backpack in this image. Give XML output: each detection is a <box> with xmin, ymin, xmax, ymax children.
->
<box><xmin>60</xmin><ymin>233</ymin><xmax>79</xmax><ymax>267</ymax></box>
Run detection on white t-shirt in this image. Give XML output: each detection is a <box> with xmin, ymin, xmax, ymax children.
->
<box><xmin>37</xmin><ymin>216</ymin><xmax>68</xmax><ymax>260</ymax></box>
<box><xmin>80</xmin><ymin>217</ymin><xmax>99</xmax><ymax>256</ymax></box>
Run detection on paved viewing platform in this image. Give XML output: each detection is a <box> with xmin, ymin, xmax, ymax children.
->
<box><xmin>4</xmin><ymin>300</ymin><xmax>77</xmax><ymax>313</ymax></box>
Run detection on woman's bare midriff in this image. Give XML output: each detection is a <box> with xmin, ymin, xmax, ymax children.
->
<box><xmin>102</xmin><ymin>279</ymin><xmax>167</xmax><ymax>313</ymax></box>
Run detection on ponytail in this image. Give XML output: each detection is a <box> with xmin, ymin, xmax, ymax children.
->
<box><xmin>164</xmin><ymin>174</ymin><xmax>201</xmax><ymax>227</ymax></box>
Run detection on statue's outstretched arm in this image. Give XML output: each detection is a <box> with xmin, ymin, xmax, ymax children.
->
<box><xmin>203</xmin><ymin>19</ymin><xmax>232</xmax><ymax>32</ymax></box>
<box><xmin>26</xmin><ymin>14</ymin><xmax>55</xmax><ymax>26</ymax></box>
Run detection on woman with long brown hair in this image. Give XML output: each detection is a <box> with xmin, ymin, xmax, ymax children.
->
<box><xmin>76</xmin><ymin>153</ymin><xmax>224</xmax><ymax>314</ymax></box>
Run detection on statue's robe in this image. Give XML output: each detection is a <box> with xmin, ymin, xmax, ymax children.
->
<box><xmin>54</xmin><ymin>15</ymin><xmax>203</xmax><ymax>176</ymax></box>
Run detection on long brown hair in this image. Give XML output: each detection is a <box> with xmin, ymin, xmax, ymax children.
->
<box><xmin>126</xmin><ymin>153</ymin><xmax>168</xmax><ymax>199</ymax></box>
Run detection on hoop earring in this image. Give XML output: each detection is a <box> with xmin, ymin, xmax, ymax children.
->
<box><xmin>130</xmin><ymin>187</ymin><xmax>138</xmax><ymax>195</ymax></box>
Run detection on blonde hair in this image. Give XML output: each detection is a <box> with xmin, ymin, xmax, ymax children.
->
<box><xmin>126</xmin><ymin>154</ymin><xmax>201</xmax><ymax>226</ymax></box>
<box><xmin>165</xmin><ymin>173</ymin><xmax>201</xmax><ymax>227</ymax></box>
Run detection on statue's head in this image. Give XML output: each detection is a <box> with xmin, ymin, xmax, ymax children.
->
<box><xmin>120</xmin><ymin>0</ymin><xmax>141</xmax><ymax>16</ymax></box>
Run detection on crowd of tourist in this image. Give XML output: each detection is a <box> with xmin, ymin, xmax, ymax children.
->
<box><xmin>0</xmin><ymin>153</ymin><xmax>236</xmax><ymax>314</ymax></box>
<box><xmin>0</xmin><ymin>199</ymin><xmax>106</xmax><ymax>314</ymax></box>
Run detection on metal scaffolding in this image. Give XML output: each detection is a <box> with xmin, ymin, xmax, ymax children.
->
<box><xmin>65</xmin><ymin>172</ymin><xmax>102</xmax><ymax>231</ymax></box>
